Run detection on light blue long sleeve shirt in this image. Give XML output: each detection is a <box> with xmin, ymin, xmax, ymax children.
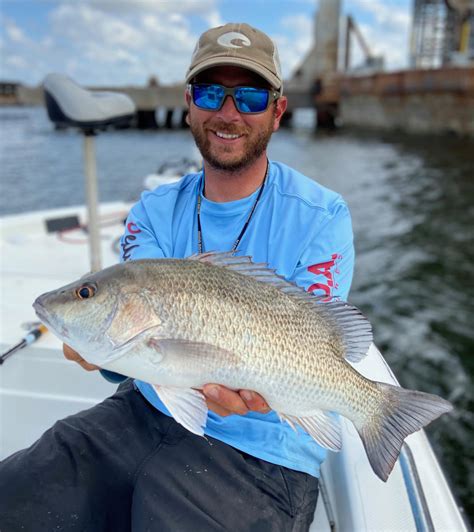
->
<box><xmin>118</xmin><ymin>160</ymin><xmax>354</xmax><ymax>477</ymax></box>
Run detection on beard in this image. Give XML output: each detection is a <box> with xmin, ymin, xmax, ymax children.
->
<box><xmin>188</xmin><ymin>109</ymin><xmax>275</xmax><ymax>173</ymax></box>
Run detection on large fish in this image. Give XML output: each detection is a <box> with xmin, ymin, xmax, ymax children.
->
<box><xmin>33</xmin><ymin>252</ymin><xmax>452</xmax><ymax>481</ymax></box>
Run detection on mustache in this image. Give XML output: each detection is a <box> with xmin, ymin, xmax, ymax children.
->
<box><xmin>204</xmin><ymin>119</ymin><xmax>249</xmax><ymax>136</ymax></box>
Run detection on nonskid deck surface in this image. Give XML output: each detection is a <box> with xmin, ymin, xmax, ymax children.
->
<box><xmin>0</xmin><ymin>204</ymin><xmax>467</xmax><ymax>531</ymax></box>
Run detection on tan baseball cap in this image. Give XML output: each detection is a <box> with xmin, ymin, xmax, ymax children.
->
<box><xmin>186</xmin><ymin>23</ymin><xmax>283</xmax><ymax>91</ymax></box>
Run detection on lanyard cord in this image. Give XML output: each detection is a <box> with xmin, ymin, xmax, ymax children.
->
<box><xmin>196</xmin><ymin>160</ymin><xmax>269</xmax><ymax>254</ymax></box>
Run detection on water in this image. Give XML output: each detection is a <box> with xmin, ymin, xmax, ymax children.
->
<box><xmin>1</xmin><ymin>107</ymin><xmax>473</xmax><ymax>523</ymax></box>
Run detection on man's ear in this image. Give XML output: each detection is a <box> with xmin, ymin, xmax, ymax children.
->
<box><xmin>273</xmin><ymin>96</ymin><xmax>288</xmax><ymax>132</ymax></box>
<box><xmin>184</xmin><ymin>89</ymin><xmax>191</xmax><ymax>107</ymax></box>
<box><xmin>184</xmin><ymin>89</ymin><xmax>191</xmax><ymax>125</ymax></box>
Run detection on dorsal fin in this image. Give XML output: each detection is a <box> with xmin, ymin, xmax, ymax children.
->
<box><xmin>187</xmin><ymin>252</ymin><xmax>372</xmax><ymax>363</ymax></box>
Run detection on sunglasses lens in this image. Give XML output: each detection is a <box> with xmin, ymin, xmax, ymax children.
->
<box><xmin>193</xmin><ymin>84</ymin><xmax>225</xmax><ymax>110</ymax></box>
<box><xmin>191</xmin><ymin>84</ymin><xmax>271</xmax><ymax>113</ymax></box>
<box><xmin>235</xmin><ymin>87</ymin><xmax>269</xmax><ymax>113</ymax></box>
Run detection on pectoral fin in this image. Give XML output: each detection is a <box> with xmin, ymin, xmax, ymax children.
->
<box><xmin>278</xmin><ymin>410</ymin><xmax>342</xmax><ymax>451</ymax></box>
<box><xmin>152</xmin><ymin>385</ymin><xmax>208</xmax><ymax>437</ymax></box>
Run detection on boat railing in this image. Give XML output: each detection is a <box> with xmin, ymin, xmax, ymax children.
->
<box><xmin>399</xmin><ymin>443</ymin><xmax>435</xmax><ymax>532</ymax></box>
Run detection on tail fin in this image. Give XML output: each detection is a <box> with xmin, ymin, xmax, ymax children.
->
<box><xmin>356</xmin><ymin>383</ymin><xmax>452</xmax><ymax>482</ymax></box>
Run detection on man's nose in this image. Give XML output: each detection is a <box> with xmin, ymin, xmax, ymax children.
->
<box><xmin>217</xmin><ymin>95</ymin><xmax>241</xmax><ymax>119</ymax></box>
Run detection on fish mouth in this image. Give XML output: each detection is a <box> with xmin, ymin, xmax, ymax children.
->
<box><xmin>33</xmin><ymin>299</ymin><xmax>51</xmax><ymax>327</ymax></box>
<box><xmin>33</xmin><ymin>299</ymin><xmax>70</xmax><ymax>342</ymax></box>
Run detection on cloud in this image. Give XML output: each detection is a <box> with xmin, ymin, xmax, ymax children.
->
<box><xmin>275</xmin><ymin>1</ymin><xmax>411</xmax><ymax>78</ymax></box>
<box><xmin>275</xmin><ymin>15</ymin><xmax>314</xmax><ymax>78</ymax></box>
<box><xmin>344</xmin><ymin>0</ymin><xmax>411</xmax><ymax>70</ymax></box>
<box><xmin>355</xmin><ymin>21</ymin><xmax>408</xmax><ymax>69</ymax></box>
<box><xmin>0</xmin><ymin>0</ymin><xmax>226</xmax><ymax>85</ymax></box>
<box><xmin>0</xmin><ymin>17</ymin><xmax>44</xmax><ymax>82</ymax></box>
<box><xmin>50</xmin><ymin>4</ymin><xmax>147</xmax><ymax>50</ymax></box>
<box><xmin>4</xmin><ymin>19</ymin><xmax>27</xmax><ymax>43</ymax></box>
<box><xmin>78</xmin><ymin>0</ymin><xmax>218</xmax><ymax>14</ymax></box>
<box><xmin>0</xmin><ymin>0</ymin><xmax>412</xmax><ymax>87</ymax></box>
<box><xmin>5</xmin><ymin>55</ymin><xmax>28</xmax><ymax>69</ymax></box>
<box><xmin>203</xmin><ymin>9</ymin><xmax>225</xmax><ymax>29</ymax></box>
<box><xmin>0</xmin><ymin>2</ymin><xmax>201</xmax><ymax>86</ymax></box>
<box><xmin>348</xmin><ymin>0</ymin><xmax>410</xmax><ymax>30</ymax></box>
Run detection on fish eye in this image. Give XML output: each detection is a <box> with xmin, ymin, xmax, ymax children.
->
<box><xmin>75</xmin><ymin>283</ymin><xmax>97</xmax><ymax>300</ymax></box>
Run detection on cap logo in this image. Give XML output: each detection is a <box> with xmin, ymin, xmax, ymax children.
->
<box><xmin>217</xmin><ymin>31</ymin><xmax>251</xmax><ymax>49</ymax></box>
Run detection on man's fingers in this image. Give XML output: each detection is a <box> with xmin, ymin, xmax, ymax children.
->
<box><xmin>204</xmin><ymin>398</ymin><xmax>233</xmax><ymax>417</ymax></box>
<box><xmin>202</xmin><ymin>385</ymin><xmax>271</xmax><ymax>416</ymax></box>
<box><xmin>62</xmin><ymin>344</ymin><xmax>100</xmax><ymax>372</ymax></box>
<box><xmin>78</xmin><ymin>360</ymin><xmax>101</xmax><ymax>371</ymax></box>
<box><xmin>63</xmin><ymin>344</ymin><xmax>80</xmax><ymax>361</ymax></box>
<box><xmin>202</xmin><ymin>384</ymin><xmax>249</xmax><ymax>416</ymax></box>
<box><xmin>239</xmin><ymin>390</ymin><xmax>271</xmax><ymax>413</ymax></box>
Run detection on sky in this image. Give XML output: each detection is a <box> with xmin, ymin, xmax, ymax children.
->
<box><xmin>1</xmin><ymin>0</ymin><xmax>413</xmax><ymax>87</ymax></box>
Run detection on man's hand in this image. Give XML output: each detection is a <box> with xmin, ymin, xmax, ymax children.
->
<box><xmin>202</xmin><ymin>384</ymin><xmax>270</xmax><ymax>417</ymax></box>
<box><xmin>63</xmin><ymin>344</ymin><xmax>270</xmax><ymax>416</ymax></box>
<box><xmin>63</xmin><ymin>344</ymin><xmax>100</xmax><ymax>372</ymax></box>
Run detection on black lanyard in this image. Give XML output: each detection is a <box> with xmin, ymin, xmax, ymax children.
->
<box><xmin>196</xmin><ymin>161</ymin><xmax>269</xmax><ymax>254</ymax></box>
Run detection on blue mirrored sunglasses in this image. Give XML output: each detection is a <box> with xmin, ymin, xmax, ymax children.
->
<box><xmin>189</xmin><ymin>83</ymin><xmax>280</xmax><ymax>114</ymax></box>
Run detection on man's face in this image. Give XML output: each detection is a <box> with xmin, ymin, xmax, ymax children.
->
<box><xmin>186</xmin><ymin>66</ymin><xmax>287</xmax><ymax>172</ymax></box>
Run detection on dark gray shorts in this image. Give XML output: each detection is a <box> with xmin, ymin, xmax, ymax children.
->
<box><xmin>0</xmin><ymin>380</ymin><xmax>318</xmax><ymax>532</ymax></box>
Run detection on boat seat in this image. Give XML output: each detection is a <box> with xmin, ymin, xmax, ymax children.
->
<box><xmin>43</xmin><ymin>73</ymin><xmax>136</xmax><ymax>131</ymax></box>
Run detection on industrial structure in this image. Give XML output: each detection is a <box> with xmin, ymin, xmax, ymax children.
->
<box><xmin>410</xmin><ymin>0</ymin><xmax>474</xmax><ymax>67</ymax></box>
<box><xmin>2</xmin><ymin>0</ymin><xmax>474</xmax><ymax>135</ymax></box>
<box><xmin>339</xmin><ymin>0</ymin><xmax>474</xmax><ymax>135</ymax></box>
<box><xmin>280</xmin><ymin>0</ymin><xmax>473</xmax><ymax>133</ymax></box>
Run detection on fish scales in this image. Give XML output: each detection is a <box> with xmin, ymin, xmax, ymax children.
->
<box><xmin>33</xmin><ymin>253</ymin><xmax>453</xmax><ymax>482</ymax></box>
<box><xmin>149</xmin><ymin>259</ymin><xmax>352</xmax><ymax>410</ymax></box>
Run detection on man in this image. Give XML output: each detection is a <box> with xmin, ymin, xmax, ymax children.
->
<box><xmin>0</xmin><ymin>23</ymin><xmax>354</xmax><ymax>531</ymax></box>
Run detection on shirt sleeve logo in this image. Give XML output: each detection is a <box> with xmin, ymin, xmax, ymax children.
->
<box><xmin>121</xmin><ymin>221</ymin><xmax>141</xmax><ymax>261</ymax></box>
<box><xmin>307</xmin><ymin>253</ymin><xmax>341</xmax><ymax>301</ymax></box>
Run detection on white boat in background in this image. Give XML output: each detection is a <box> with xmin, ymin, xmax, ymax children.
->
<box><xmin>143</xmin><ymin>158</ymin><xmax>201</xmax><ymax>190</ymax></box>
<box><xmin>0</xmin><ymin>74</ymin><xmax>468</xmax><ymax>531</ymax></box>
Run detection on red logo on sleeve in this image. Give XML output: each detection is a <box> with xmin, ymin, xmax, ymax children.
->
<box><xmin>307</xmin><ymin>253</ymin><xmax>341</xmax><ymax>300</ymax></box>
<box><xmin>127</xmin><ymin>222</ymin><xmax>141</xmax><ymax>234</ymax></box>
<box><xmin>121</xmin><ymin>222</ymin><xmax>142</xmax><ymax>261</ymax></box>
